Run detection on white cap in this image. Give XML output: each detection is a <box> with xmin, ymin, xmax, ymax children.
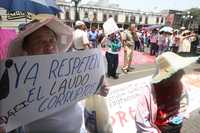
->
<box><xmin>75</xmin><ymin>21</ymin><xmax>85</xmax><ymax>26</ymax></box>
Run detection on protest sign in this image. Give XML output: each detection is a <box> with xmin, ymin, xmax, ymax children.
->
<box><xmin>0</xmin><ymin>49</ymin><xmax>105</xmax><ymax>132</ymax></box>
<box><xmin>106</xmin><ymin>76</ymin><xmax>151</xmax><ymax>133</ymax></box>
<box><xmin>103</xmin><ymin>17</ymin><xmax>119</xmax><ymax>36</ymax></box>
<box><xmin>106</xmin><ymin>74</ymin><xmax>200</xmax><ymax>133</ymax></box>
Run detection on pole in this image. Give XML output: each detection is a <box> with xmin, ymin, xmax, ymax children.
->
<box><xmin>75</xmin><ymin>1</ymin><xmax>79</xmax><ymax>21</ymax></box>
<box><xmin>72</xmin><ymin>0</ymin><xmax>81</xmax><ymax>21</ymax></box>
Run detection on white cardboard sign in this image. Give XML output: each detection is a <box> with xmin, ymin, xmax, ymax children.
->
<box><xmin>103</xmin><ymin>17</ymin><xmax>119</xmax><ymax>36</ymax></box>
<box><xmin>0</xmin><ymin>49</ymin><xmax>105</xmax><ymax>132</ymax></box>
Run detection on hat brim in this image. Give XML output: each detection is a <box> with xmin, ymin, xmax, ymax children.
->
<box><xmin>8</xmin><ymin>17</ymin><xmax>73</xmax><ymax>57</ymax></box>
<box><xmin>181</xmin><ymin>30</ymin><xmax>191</xmax><ymax>36</ymax></box>
<box><xmin>152</xmin><ymin>56</ymin><xmax>198</xmax><ymax>84</ymax></box>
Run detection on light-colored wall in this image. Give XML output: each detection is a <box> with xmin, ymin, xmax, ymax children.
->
<box><xmin>0</xmin><ymin>2</ymin><xmax>167</xmax><ymax>29</ymax></box>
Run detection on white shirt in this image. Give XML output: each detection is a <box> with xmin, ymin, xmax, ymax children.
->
<box><xmin>24</xmin><ymin>103</ymin><xmax>83</xmax><ymax>133</ymax></box>
<box><xmin>73</xmin><ymin>29</ymin><xmax>89</xmax><ymax>50</ymax></box>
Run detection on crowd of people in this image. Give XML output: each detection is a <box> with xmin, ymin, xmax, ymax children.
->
<box><xmin>0</xmin><ymin>16</ymin><xmax>199</xmax><ymax>133</ymax></box>
<box><xmin>73</xmin><ymin>19</ymin><xmax>200</xmax><ymax>74</ymax></box>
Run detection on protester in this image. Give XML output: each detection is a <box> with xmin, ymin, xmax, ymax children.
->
<box><xmin>1</xmin><ymin>17</ymin><xmax>109</xmax><ymax>133</ymax></box>
<box><xmin>101</xmin><ymin>32</ymin><xmax>121</xmax><ymax>79</ymax></box>
<box><xmin>88</xmin><ymin>26</ymin><xmax>98</xmax><ymax>48</ymax></box>
<box><xmin>135</xmin><ymin>52</ymin><xmax>197</xmax><ymax>133</ymax></box>
<box><xmin>73</xmin><ymin>20</ymin><xmax>91</xmax><ymax>50</ymax></box>
<box><xmin>178</xmin><ymin>30</ymin><xmax>194</xmax><ymax>56</ymax></box>
<box><xmin>171</xmin><ymin>31</ymin><xmax>179</xmax><ymax>53</ymax></box>
<box><xmin>134</xmin><ymin>31</ymin><xmax>140</xmax><ymax>51</ymax></box>
<box><xmin>121</xmin><ymin>24</ymin><xmax>136</xmax><ymax>73</ymax></box>
<box><xmin>190</xmin><ymin>31</ymin><xmax>199</xmax><ymax>56</ymax></box>
<box><xmin>158</xmin><ymin>31</ymin><xmax>170</xmax><ymax>55</ymax></box>
<box><xmin>138</xmin><ymin>31</ymin><xmax>144</xmax><ymax>52</ymax></box>
<box><xmin>150</xmin><ymin>29</ymin><xmax>158</xmax><ymax>56</ymax></box>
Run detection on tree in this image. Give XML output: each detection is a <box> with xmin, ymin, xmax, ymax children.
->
<box><xmin>188</xmin><ymin>8</ymin><xmax>200</xmax><ymax>25</ymax></box>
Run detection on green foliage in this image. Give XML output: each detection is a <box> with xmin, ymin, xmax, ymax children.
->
<box><xmin>188</xmin><ymin>8</ymin><xmax>200</xmax><ymax>25</ymax></box>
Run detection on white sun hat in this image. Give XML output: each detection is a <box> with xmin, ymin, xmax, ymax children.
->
<box><xmin>152</xmin><ymin>52</ymin><xmax>198</xmax><ymax>84</ymax></box>
<box><xmin>8</xmin><ymin>17</ymin><xmax>73</xmax><ymax>57</ymax></box>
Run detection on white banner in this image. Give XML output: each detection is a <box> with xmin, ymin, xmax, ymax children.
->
<box><xmin>106</xmin><ymin>77</ymin><xmax>151</xmax><ymax>133</ymax></box>
<box><xmin>106</xmin><ymin>74</ymin><xmax>200</xmax><ymax>133</ymax></box>
<box><xmin>0</xmin><ymin>49</ymin><xmax>105</xmax><ymax>132</ymax></box>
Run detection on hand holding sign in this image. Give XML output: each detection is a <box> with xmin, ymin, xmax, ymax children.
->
<box><xmin>0</xmin><ymin>59</ymin><xmax>13</xmax><ymax>100</ymax></box>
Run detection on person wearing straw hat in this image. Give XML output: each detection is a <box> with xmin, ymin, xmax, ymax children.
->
<box><xmin>1</xmin><ymin>17</ymin><xmax>109</xmax><ymax>133</ymax></box>
<box><xmin>135</xmin><ymin>52</ymin><xmax>198</xmax><ymax>133</ymax></box>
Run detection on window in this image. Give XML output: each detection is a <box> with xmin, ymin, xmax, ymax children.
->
<box><xmin>84</xmin><ymin>12</ymin><xmax>88</xmax><ymax>18</ymax></box>
<box><xmin>125</xmin><ymin>15</ymin><xmax>129</xmax><ymax>23</ymax></box>
<box><xmin>93</xmin><ymin>12</ymin><xmax>97</xmax><ymax>21</ymax></box>
<box><xmin>114</xmin><ymin>15</ymin><xmax>118</xmax><ymax>22</ymax></box>
<box><xmin>65</xmin><ymin>11</ymin><xmax>70</xmax><ymax>20</ymax></box>
<box><xmin>161</xmin><ymin>17</ymin><xmax>164</xmax><ymax>23</ymax></box>
<box><xmin>156</xmin><ymin>17</ymin><xmax>159</xmax><ymax>23</ymax></box>
<box><xmin>103</xmin><ymin>14</ymin><xmax>107</xmax><ymax>21</ymax></box>
<box><xmin>109</xmin><ymin>14</ymin><xmax>112</xmax><ymax>18</ymax></box>
<box><xmin>145</xmin><ymin>16</ymin><xmax>148</xmax><ymax>24</ymax></box>
<box><xmin>130</xmin><ymin>15</ymin><xmax>135</xmax><ymax>23</ymax></box>
<box><xmin>139</xmin><ymin>16</ymin><xmax>142</xmax><ymax>23</ymax></box>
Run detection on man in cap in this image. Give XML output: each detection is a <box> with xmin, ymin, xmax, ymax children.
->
<box><xmin>73</xmin><ymin>20</ymin><xmax>91</xmax><ymax>50</ymax></box>
<box><xmin>135</xmin><ymin>52</ymin><xmax>197</xmax><ymax>133</ymax></box>
<box><xmin>1</xmin><ymin>17</ymin><xmax>109</xmax><ymax>133</ymax></box>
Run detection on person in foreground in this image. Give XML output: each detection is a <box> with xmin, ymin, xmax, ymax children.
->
<box><xmin>135</xmin><ymin>52</ymin><xmax>198</xmax><ymax>133</ymax></box>
<box><xmin>1</xmin><ymin>17</ymin><xmax>109</xmax><ymax>133</ymax></box>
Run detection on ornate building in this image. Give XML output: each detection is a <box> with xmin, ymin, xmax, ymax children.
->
<box><xmin>57</xmin><ymin>0</ymin><xmax>166</xmax><ymax>28</ymax></box>
<box><xmin>0</xmin><ymin>0</ymin><xmax>166</xmax><ymax>30</ymax></box>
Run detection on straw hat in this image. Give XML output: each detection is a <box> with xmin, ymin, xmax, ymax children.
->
<box><xmin>152</xmin><ymin>52</ymin><xmax>198</xmax><ymax>84</ymax></box>
<box><xmin>8</xmin><ymin>17</ymin><xmax>73</xmax><ymax>57</ymax></box>
<box><xmin>181</xmin><ymin>30</ymin><xmax>191</xmax><ymax>36</ymax></box>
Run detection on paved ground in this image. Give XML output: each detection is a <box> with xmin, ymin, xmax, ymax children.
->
<box><xmin>182</xmin><ymin>108</ymin><xmax>200</xmax><ymax>133</ymax></box>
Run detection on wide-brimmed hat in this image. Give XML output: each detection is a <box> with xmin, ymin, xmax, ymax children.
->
<box><xmin>181</xmin><ymin>30</ymin><xmax>191</xmax><ymax>36</ymax></box>
<box><xmin>152</xmin><ymin>52</ymin><xmax>198</xmax><ymax>84</ymax></box>
<box><xmin>8</xmin><ymin>17</ymin><xmax>73</xmax><ymax>57</ymax></box>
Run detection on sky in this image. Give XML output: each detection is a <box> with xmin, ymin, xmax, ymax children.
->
<box><xmin>71</xmin><ymin>0</ymin><xmax>200</xmax><ymax>12</ymax></box>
